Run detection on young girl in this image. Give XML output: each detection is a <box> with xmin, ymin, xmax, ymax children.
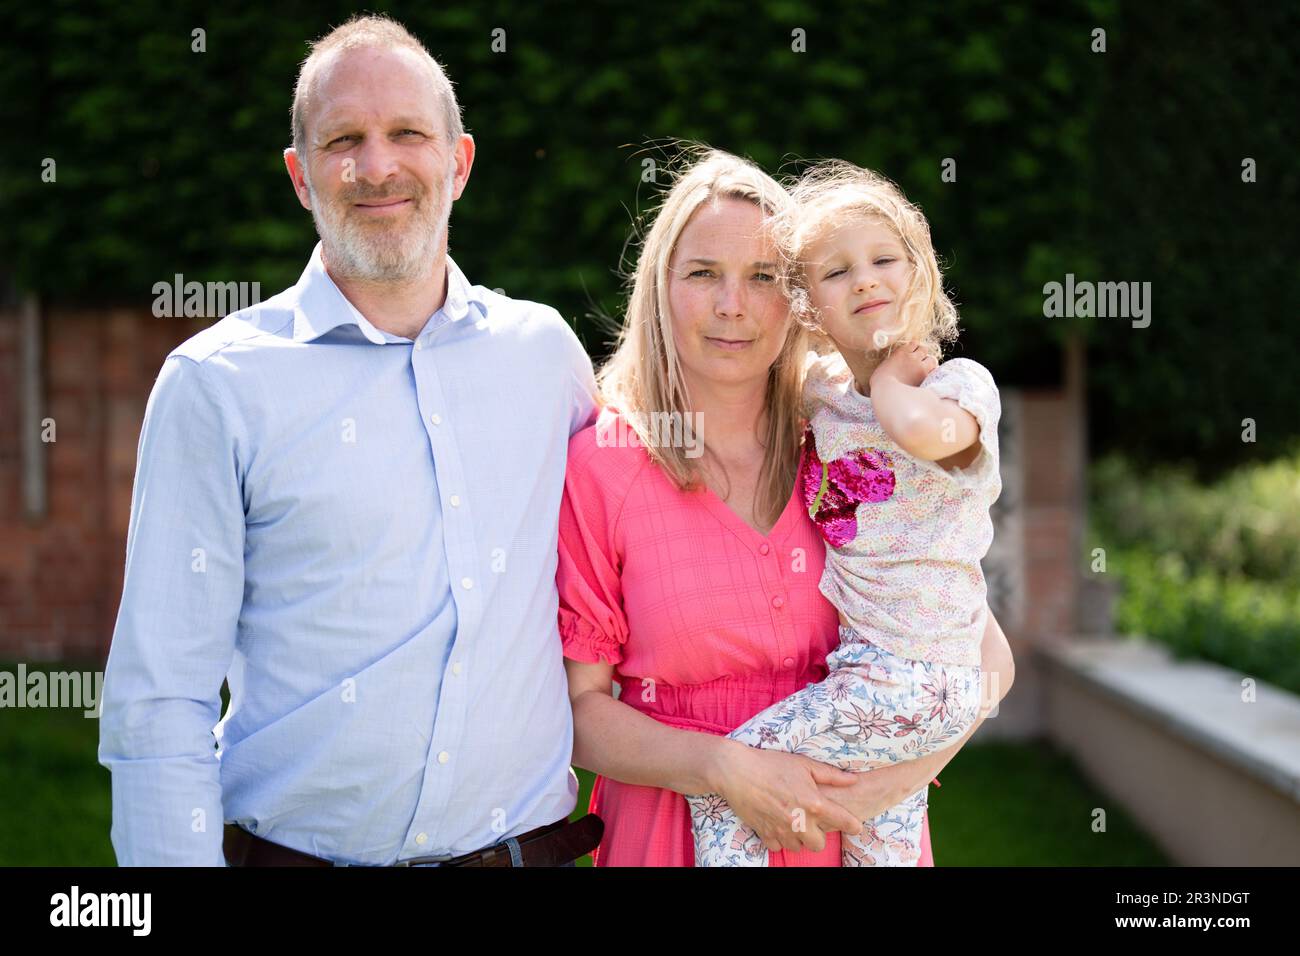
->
<box><xmin>685</xmin><ymin>161</ymin><xmax>1001</xmax><ymax>866</ymax></box>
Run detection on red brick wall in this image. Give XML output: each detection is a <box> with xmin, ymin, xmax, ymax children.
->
<box><xmin>0</xmin><ymin>308</ymin><xmax>206</xmax><ymax>662</ymax></box>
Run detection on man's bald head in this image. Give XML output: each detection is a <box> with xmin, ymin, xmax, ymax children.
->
<box><xmin>291</xmin><ymin>14</ymin><xmax>463</xmax><ymax>159</ymax></box>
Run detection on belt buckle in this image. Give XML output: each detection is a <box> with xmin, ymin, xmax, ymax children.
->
<box><xmin>394</xmin><ymin>820</ymin><xmax>568</xmax><ymax>868</ymax></box>
<box><xmin>393</xmin><ymin>856</ymin><xmax>453</xmax><ymax>867</ymax></box>
<box><xmin>442</xmin><ymin>840</ymin><xmax>514</xmax><ymax>867</ymax></box>
<box><xmin>393</xmin><ymin>844</ymin><xmax>495</xmax><ymax>867</ymax></box>
<box><xmin>395</xmin><ymin>837</ymin><xmax>517</xmax><ymax>867</ymax></box>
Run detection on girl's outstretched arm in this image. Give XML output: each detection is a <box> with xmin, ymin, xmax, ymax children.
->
<box><xmin>868</xmin><ymin>343</ymin><xmax>980</xmax><ymax>464</ymax></box>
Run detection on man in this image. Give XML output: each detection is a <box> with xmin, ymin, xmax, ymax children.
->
<box><xmin>98</xmin><ymin>14</ymin><xmax>601</xmax><ymax>866</ymax></box>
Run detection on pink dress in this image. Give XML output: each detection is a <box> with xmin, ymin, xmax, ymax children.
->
<box><xmin>558</xmin><ymin>406</ymin><xmax>936</xmax><ymax>867</ymax></box>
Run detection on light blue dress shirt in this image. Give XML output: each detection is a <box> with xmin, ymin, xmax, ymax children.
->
<box><xmin>98</xmin><ymin>243</ymin><xmax>599</xmax><ymax>865</ymax></box>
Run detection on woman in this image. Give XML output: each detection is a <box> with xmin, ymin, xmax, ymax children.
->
<box><xmin>558</xmin><ymin>148</ymin><xmax>1015</xmax><ymax>866</ymax></box>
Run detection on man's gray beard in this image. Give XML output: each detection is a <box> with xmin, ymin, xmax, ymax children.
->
<box><xmin>307</xmin><ymin>173</ymin><xmax>453</xmax><ymax>284</ymax></box>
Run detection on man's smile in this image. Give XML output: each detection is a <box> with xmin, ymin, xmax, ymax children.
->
<box><xmin>352</xmin><ymin>197</ymin><xmax>413</xmax><ymax>215</ymax></box>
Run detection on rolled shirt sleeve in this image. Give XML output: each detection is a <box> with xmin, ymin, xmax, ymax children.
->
<box><xmin>920</xmin><ymin>357</ymin><xmax>1001</xmax><ymax>490</ymax></box>
<box><xmin>97</xmin><ymin>355</ymin><xmax>246</xmax><ymax>866</ymax></box>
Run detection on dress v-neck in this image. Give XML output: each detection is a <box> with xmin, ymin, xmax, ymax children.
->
<box><xmin>697</xmin><ymin>479</ymin><xmax>801</xmax><ymax>546</ymax></box>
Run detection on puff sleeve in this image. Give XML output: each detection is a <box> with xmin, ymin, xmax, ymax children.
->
<box><xmin>557</xmin><ymin>423</ymin><xmax>634</xmax><ymax>667</ymax></box>
<box><xmin>920</xmin><ymin>357</ymin><xmax>1001</xmax><ymax>490</ymax></box>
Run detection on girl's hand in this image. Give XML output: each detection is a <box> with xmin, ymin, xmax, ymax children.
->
<box><xmin>869</xmin><ymin>341</ymin><xmax>937</xmax><ymax>390</ymax></box>
<box><xmin>708</xmin><ymin>739</ymin><xmax>864</xmax><ymax>854</ymax></box>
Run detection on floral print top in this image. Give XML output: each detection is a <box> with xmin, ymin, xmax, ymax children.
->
<box><xmin>800</xmin><ymin>349</ymin><xmax>1002</xmax><ymax>667</ymax></box>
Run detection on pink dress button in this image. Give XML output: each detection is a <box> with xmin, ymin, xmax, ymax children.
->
<box><xmin>759</xmin><ymin>543</ymin><xmax>770</xmax><ymax>555</ymax></box>
<box><xmin>783</xmin><ymin>657</ymin><xmax>795</xmax><ymax>668</ymax></box>
<box><xmin>771</xmin><ymin>595</ymin><xmax>784</xmax><ymax>609</ymax></box>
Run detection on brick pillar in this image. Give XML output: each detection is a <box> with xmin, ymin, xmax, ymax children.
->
<box><xmin>0</xmin><ymin>307</ymin><xmax>206</xmax><ymax>663</ymax></box>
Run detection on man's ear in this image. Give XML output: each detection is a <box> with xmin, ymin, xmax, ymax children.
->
<box><xmin>451</xmin><ymin>134</ymin><xmax>476</xmax><ymax>201</ymax></box>
<box><xmin>284</xmin><ymin>147</ymin><xmax>313</xmax><ymax>211</ymax></box>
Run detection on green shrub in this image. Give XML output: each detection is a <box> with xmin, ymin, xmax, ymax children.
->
<box><xmin>1091</xmin><ymin>451</ymin><xmax>1300</xmax><ymax>587</ymax></box>
<box><xmin>1103</xmin><ymin>548</ymin><xmax>1300</xmax><ymax>696</ymax></box>
<box><xmin>1090</xmin><ymin>451</ymin><xmax>1300</xmax><ymax>695</ymax></box>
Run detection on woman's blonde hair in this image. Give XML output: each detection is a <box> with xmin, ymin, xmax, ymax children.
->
<box><xmin>777</xmin><ymin>161</ymin><xmax>959</xmax><ymax>360</ymax></box>
<box><xmin>597</xmin><ymin>146</ymin><xmax>811</xmax><ymax>529</ymax></box>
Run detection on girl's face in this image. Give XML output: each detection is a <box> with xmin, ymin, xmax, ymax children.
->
<box><xmin>666</xmin><ymin>197</ymin><xmax>791</xmax><ymax>392</ymax></box>
<box><xmin>803</xmin><ymin>217</ymin><xmax>912</xmax><ymax>352</ymax></box>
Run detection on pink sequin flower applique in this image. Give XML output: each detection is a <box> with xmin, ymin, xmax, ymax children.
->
<box><xmin>798</xmin><ymin>424</ymin><xmax>895</xmax><ymax>548</ymax></box>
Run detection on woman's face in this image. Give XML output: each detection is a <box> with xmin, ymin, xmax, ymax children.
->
<box><xmin>666</xmin><ymin>197</ymin><xmax>791</xmax><ymax>393</ymax></box>
<box><xmin>804</xmin><ymin>217</ymin><xmax>912</xmax><ymax>352</ymax></box>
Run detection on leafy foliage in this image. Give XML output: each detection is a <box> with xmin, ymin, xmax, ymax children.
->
<box><xmin>1090</xmin><ymin>451</ymin><xmax>1300</xmax><ymax>694</ymax></box>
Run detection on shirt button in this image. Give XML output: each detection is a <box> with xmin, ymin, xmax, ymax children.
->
<box><xmin>771</xmin><ymin>595</ymin><xmax>785</xmax><ymax>609</ymax></box>
<box><xmin>783</xmin><ymin>657</ymin><xmax>795</xmax><ymax>668</ymax></box>
<box><xmin>437</xmin><ymin>751</ymin><xmax>450</xmax><ymax>764</ymax></box>
<box><xmin>414</xmin><ymin>339</ymin><xmax>423</xmax><ymax>351</ymax></box>
<box><xmin>461</xmin><ymin>577</ymin><xmax>473</xmax><ymax>590</ymax></box>
<box><xmin>451</xmin><ymin>662</ymin><xmax>462</xmax><ymax>676</ymax></box>
<box><xmin>430</xmin><ymin>413</ymin><xmax>442</xmax><ymax>426</ymax></box>
<box><xmin>415</xmin><ymin>832</ymin><xmax>428</xmax><ymax>845</ymax></box>
<box><xmin>759</xmin><ymin>543</ymin><xmax>771</xmax><ymax>555</ymax></box>
<box><xmin>449</xmin><ymin>494</ymin><xmax>460</xmax><ymax>507</ymax></box>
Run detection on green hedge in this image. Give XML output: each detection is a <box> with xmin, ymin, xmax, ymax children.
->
<box><xmin>2</xmin><ymin>0</ymin><xmax>1296</xmax><ymax>467</ymax></box>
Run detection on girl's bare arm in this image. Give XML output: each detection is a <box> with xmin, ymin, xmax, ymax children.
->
<box><xmin>869</xmin><ymin>345</ymin><xmax>980</xmax><ymax>463</ymax></box>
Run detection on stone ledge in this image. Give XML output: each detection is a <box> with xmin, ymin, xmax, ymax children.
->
<box><xmin>1038</xmin><ymin>635</ymin><xmax>1300</xmax><ymax>804</ymax></box>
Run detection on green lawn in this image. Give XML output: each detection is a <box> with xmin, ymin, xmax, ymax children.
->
<box><xmin>1</xmin><ymin>695</ymin><xmax>1166</xmax><ymax>866</ymax></box>
<box><xmin>921</xmin><ymin>740</ymin><xmax>1169</xmax><ymax>866</ymax></box>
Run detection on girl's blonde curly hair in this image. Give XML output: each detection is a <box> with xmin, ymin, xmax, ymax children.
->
<box><xmin>773</xmin><ymin>160</ymin><xmax>960</xmax><ymax>361</ymax></box>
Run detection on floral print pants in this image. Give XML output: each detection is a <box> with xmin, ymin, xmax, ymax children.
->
<box><xmin>686</xmin><ymin>626</ymin><xmax>983</xmax><ymax>867</ymax></box>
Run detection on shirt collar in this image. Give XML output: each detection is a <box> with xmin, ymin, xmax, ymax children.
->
<box><xmin>291</xmin><ymin>242</ymin><xmax>486</xmax><ymax>344</ymax></box>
